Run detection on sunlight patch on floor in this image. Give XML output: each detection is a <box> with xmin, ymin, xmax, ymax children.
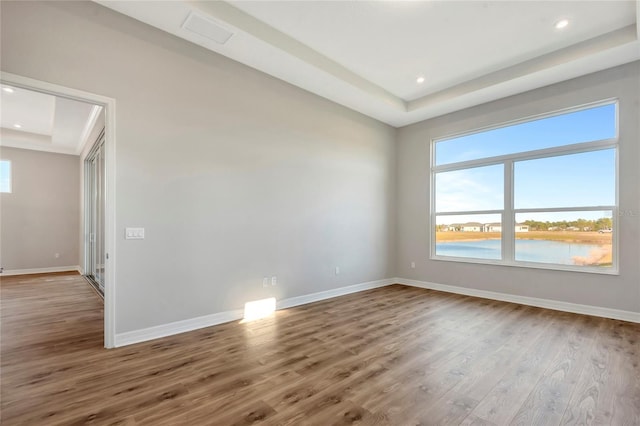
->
<box><xmin>242</xmin><ymin>297</ymin><xmax>276</xmax><ymax>322</ymax></box>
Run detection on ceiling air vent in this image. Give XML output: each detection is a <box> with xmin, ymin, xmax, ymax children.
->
<box><xmin>182</xmin><ymin>12</ymin><xmax>234</xmax><ymax>45</ymax></box>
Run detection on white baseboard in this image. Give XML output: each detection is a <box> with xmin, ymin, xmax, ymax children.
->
<box><xmin>113</xmin><ymin>275</ymin><xmax>639</xmax><ymax>347</ymax></box>
<box><xmin>114</xmin><ymin>277</ymin><xmax>396</xmax><ymax>347</ymax></box>
<box><xmin>277</xmin><ymin>278</ymin><xmax>395</xmax><ymax>310</ymax></box>
<box><xmin>115</xmin><ymin>308</ymin><xmax>245</xmax><ymax>347</ymax></box>
<box><xmin>396</xmin><ymin>277</ymin><xmax>640</xmax><ymax>324</ymax></box>
<box><xmin>1</xmin><ymin>265</ymin><xmax>81</xmax><ymax>276</ymax></box>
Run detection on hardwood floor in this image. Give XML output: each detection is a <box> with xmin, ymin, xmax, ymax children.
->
<box><xmin>1</xmin><ymin>273</ymin><xmax>638</xmax><ymax>425</ymax></box>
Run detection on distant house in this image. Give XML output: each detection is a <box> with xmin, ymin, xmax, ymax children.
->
<box><xmin>566</xmin><ymin>226</ymin><xmax>580</xmax><ymax>231</ymax></box>
<box><xmin>483</xmin><ymin>223</ymin><xmax>502</xmax><ymax>232</ymax></box>
<box><xmin>443</xmin><ymin>223</ymin><xmax>529</xmax><ymax>232</ymax></box>
<box><xmin>461</xmin><ymin>222</ymin><xmax>482</xmax><ymax>232</ymax></box>
<box><xmin>481</xmin><ymin>223</ymin><xmax>528</xmax><ymax>232</ymax></box>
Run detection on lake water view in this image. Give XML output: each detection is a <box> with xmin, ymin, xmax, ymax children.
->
<box><xmin>436</xmin><ymin>239</ymin><xmax>607</xmax><ymax>266</ymax></box>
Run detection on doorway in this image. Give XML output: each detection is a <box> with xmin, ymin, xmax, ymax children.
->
<box><xmin>0</xmin><ymin>71</ymin><xmax>117</xmax><ymax>347</ymax></box>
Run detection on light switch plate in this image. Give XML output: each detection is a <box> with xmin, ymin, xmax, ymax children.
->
<box><xmin>125</xmin><ymin>227</ymin><xmax>145</xmax><ymax>240</ymax></box>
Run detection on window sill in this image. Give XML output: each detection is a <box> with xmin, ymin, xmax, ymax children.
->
<box><xmin>430</xmin><ymin>255</ymin><xmax>619</xmax><ymax>276</ymax></box>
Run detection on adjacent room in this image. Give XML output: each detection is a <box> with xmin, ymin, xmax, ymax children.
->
<box><xmin>1</xmin><ymin>1</ymin><xmax>638</xmax><ymax>424</ymax></box>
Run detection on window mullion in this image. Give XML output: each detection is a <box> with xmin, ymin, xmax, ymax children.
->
<box><xmin>503</xmin><ymin>160</ymin><xmax>514</xmax><ymax>262</ymax></box>
<box><xmin>433</xmin><ymin>138</ymin><xmax>616</xmax><ymax>172</ymax></box>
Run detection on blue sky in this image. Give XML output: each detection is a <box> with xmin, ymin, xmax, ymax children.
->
<box><xmin>435</xmin><ymin>103</ymin><xmax>616</xmax><ymax>224</ymax></box>
<box><xmin>436</xmin><ymin>103</ymin><xmax>616</xmax><ymax>165</ymax></box>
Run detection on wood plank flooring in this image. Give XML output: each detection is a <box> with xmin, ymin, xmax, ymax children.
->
<box><xmin>1</xmin><ymin>273</ymin><xmax>639</xmax><ymax>425</ymax></box>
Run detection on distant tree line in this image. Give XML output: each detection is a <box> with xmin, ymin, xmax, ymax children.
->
<box><xmin>522</xmin><ymin>217</ymin><xmax>612</xmax><ymax>231</ymax></box>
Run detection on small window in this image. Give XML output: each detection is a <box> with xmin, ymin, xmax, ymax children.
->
<box><xmin>0</xmin><ymin>160</ymin><xmax>11</xmax><ymax>193</ymax></box>
<box><xmin>432</xmin><ymin>101</ymin><xmax>617</xmax><ymax>273</ymax></box>
<box><xmin>435</xmin><ymin>103</ymin><xmax>616</xmax><ymax>166</ymax></box>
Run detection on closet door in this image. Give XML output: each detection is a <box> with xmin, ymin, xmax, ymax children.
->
<box><xmin>85</xmin><ymin>132</ymin><xmax>105</xmax><ymax>294</ymax></box>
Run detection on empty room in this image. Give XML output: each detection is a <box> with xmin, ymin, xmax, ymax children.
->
<box><xmin>0</xmin><ymin>1</ymin><xmax>639</xmax><ymax>425</ymax></box>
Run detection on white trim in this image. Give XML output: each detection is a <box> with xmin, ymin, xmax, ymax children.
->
<box><xmin>1</xmin><ymin>266</ymin><xmax>80</xmax><ymax>276</ymax></box>
<box><xmin>276</xmin><ymin>278</ymin><xmax>395</xmax><ymax>310</ymax></box>
<box><xmin>76</xmin><ymin>105</ymin><xmax>104</xmax><ymax>155</ymax></box>
<box><xmin>103</xmin><ymin>95</ymin><xmax>117</xmax><ymax>349</ymax></box>
<box><xmin>396</xmin><ymin>278</ymin><xmax>640</xmax><ymax>323</ymax></box>
<box><xmin>0</xmin><ymin>71</ymin><xmax>118</xmax><ymax>349</ymax></box>
<box><xmin>114</xmin><ymin>278</ymin><xmax>395</xmax><ymax>347</ymax></box>
<box><xmin>433</xmin><ymin>138</ymin><xmax>617</xmax><ymax>173</ymax></box>
<box><xmin>430</xmin><ymin>254</ymin><xmax>619</xmax><ymax>276</ymax></box>
<box><xmin>115</xmin><ymin>309</ymin><xmax>245</xmax><ymax>347</ymax></box>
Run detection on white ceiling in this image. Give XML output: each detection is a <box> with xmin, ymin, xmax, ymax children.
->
<box><xmin>0</xmin><ymin>85</ymin><xmax>102</xmax><ymax>155</ymax></box>
<box><xmin>232</xmin><ymin>1</ymin><xmax>637</xmax><ymax>100</ymax></box>
<box><xmin>97</xmin><ymin>1</ymin><xmax>639</xmax><ymax>127</ymax></box>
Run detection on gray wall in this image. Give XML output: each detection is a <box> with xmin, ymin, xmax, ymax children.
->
<box><xmin>0</xmin><ymin>147</ymin><xmax>80</xmax><ymax>271</ymax></box>
<box><xmin>396</xmin><ymin>62</ymin><xmax>640</xmax><ymax>314</ymax></box>
<box><xmin>2</xmin><ymin>1</ymin><xmax>636</xmax><ymax>340</ymax></box>
<box><xmin>0</xmin><ymin>1</ymin><xmax>397</xmax><ymax>333</ymax></box>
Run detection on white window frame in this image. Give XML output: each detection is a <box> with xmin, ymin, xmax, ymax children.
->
<box><xmin>0</xmin><ymin>159</ymin><xmax>11</xmax><ymax>193</ymax></box>
<box><xmin>430</xmin><ymin>99</ymin><xmax>619</xmax><ymax>275</ymax></box>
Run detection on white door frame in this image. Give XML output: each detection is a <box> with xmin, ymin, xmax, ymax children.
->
<box><xmin>1</xmin><ymin>71</ymin><xmax>117</xmax><ymax>348</ymax></box>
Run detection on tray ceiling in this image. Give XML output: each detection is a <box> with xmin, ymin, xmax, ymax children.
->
<box><xmin>97</xmin><ymin>1</ymin><xmax>640</xmax><ymax>127</ymax></box>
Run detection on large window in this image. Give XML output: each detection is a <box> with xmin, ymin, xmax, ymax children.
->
<box><xmin>0</xmin><ymin>160</ymin><xmax>11</xmax><ymax>193</ymax></box>
<box><xmin>432</xmin><ymin>101</ymin><xmax>617</xmax><ymax>273</ymax></box>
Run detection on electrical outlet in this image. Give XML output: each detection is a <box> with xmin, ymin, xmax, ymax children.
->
<box><xmin>125</xmin><ymin>227</ymin><xmax>145</xmax><ymax>240</ymax></box>
<box><xmin>55</xmin><ymin>253</ymin><xmax>60</xmax><ymax>259</ymax></box>
<box><xmin>335</xmin><ymin>266</ymin><xmax>340</xmax><ymax>275</ymax></box>
<box><xmin>262</xmin><ymin>277</ymin><xmax>269</xmax><ymax>288</ymax></box>
<box><xmin>411</xmin><ymin>261</ymin><xmax>415</xmax><ymax>269</ymax></box>
<box><xmin>271</xmin><ymin>276</ymin><xmax>277</xmax><ymax>286</ymax></box>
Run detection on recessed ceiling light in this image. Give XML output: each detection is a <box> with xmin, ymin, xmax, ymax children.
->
<box><xmin>416</xmin><ymin>76</ymin><xmax>425</xmax><ymax>84</ymax></box>
<box><xmin>13</xmin><ymin>124</ymin><xmax>22</xmax><ymax>129</ymax></box>
<box><xmin>2</xmin><ymin>87</ymin><xmax>15</xmax><ymax>93</ymax></box>
<box><xmin>555</xmin><ymin>19</ymin><xmax>569</xmax><ymax>29</ymax></box>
